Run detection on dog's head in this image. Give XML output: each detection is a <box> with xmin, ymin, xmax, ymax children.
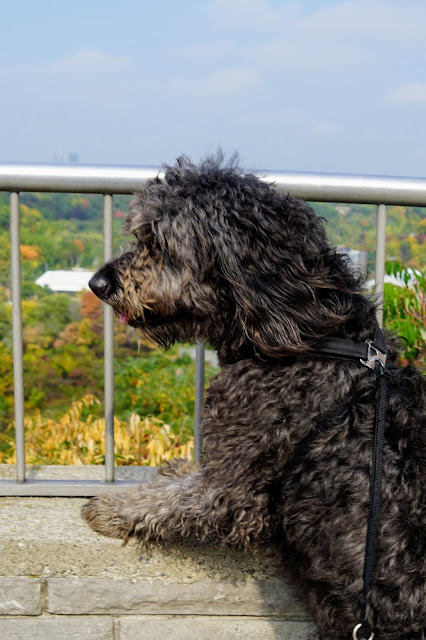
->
<box><xmin>90</xmin><ymin>154</ymin><xmax>368</xmax><ymax>358</ymax></box>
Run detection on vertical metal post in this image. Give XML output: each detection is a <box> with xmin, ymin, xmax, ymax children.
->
<box><xmin>375</xmin><ymin>204</ymin><xmax>387</xmax><ymax>328</ymax></box>
<box><xmin>103</xmin><ymin>195</ymin><xmax>114</xmax><ymax>482</ymax></box>
<box><xmin>193</xmin><ymin>342</ymin><xmax>205</xmax><ymax>464</ymax></box>
<box><xmin>10</xmin><ymin>192</ymin><xmax>25</xmax><ymax>483</ymax></box>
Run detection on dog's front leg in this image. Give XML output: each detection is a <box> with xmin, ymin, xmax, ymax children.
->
<box><xmin>81</xmin><ymin>457</ymin><xmax>270</xmax><ymax>546</ymax></box>
<box><xmin>81</xmin><ymin>459</ymin><xmax>201</xmax><ymax>542</ymax></box>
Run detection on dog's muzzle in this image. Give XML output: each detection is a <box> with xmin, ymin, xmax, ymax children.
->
<box><xmin>89</xmin><ymin>264</ymin><xmax>117</xmax><ymax>301</ymax></box>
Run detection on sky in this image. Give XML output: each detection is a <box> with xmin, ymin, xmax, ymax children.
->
<box><xmin>1</xmin><ymin>0</ymin><xmax>426</xmax><ymax>176</ymax></box>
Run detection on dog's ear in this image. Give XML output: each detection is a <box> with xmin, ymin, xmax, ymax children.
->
<box><xmin>214</xmin><ymin>214</ymin><xmax>357</xmax><ymax>357</ymax></box>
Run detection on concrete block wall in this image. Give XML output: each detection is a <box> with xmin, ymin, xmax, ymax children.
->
<box><xmin>0</xmin><ymin>465</ymin><xmax>317</xmax><ymax>640</ymax></box>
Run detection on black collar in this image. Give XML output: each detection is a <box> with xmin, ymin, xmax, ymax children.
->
<box><xmin>309</xmin><ymin>328</ymin><xmax>396</xmax><ymax>372</ymax></box>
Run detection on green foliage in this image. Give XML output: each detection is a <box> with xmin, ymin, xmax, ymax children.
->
<box><xmin>383</xmin><ymin>261</ymin><xmax>426</xmax><ymax>367</ymax></box>
<box><xmin>0</xmin><ymin>191</ymin><xmax>424</xmax><ymax>297</ymax></box>
<box><xmin>0</xmin><ymin>192</ymin><xmax>130</xmax><ymax>292</ymax></box>
<box><xmin>114</xmin><ymin>348</ymin><xmax>218</xmax><ymax>437</ymax></box>
<box><xmin>0</xmin><ymin>342</ymin><xmax>14</xmax><ymax>425</ymax></box>
<box><xmin>0</xmin><ymin>287</ymin><xmax>218</xmax><ymax>439</ymax></box>
<box><xmin>311</xmin><ymin>202</ymin><xmax>426</xmax><ymax>272</ymax></box>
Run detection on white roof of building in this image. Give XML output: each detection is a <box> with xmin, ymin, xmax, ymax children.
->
<box><xmin>35</xmin><ymin>270</ymin><xmax>94</xmax><ymax>293</ymax></box>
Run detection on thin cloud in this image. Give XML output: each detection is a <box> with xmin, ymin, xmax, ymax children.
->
<box><xmin>205</xmin><ymin>0</ymin><xmax>426</xmax><ymax>75</ymax></box>
<box><xmin>170</xmin><ymin>67</ymin><xmax>258</xmax><ymax>97</ymax></box>
<box><xmin>387</xmin><ymin>83</ymin><xmax>426</xmax><ymax>104</ymax></box>
<box><xmin>8</xmin><ymin>50</ymin><xmax>130</xmax><ymax>79</ymax></box>
<box><xmin>165</xmin><ymin>41</ymin><xmax>237</xmax><ymax>63</ymax></box>
<box><xmin>311</xmin><ymin>121</ymin><xmax>342</xmax><ymax>138</ymax></box>
<box><xmin>1</xmin><ymin>49</ymin><xmax>139</xmax><ymax>112</ymax></box>
<box><xmin>251</xmin><ymin>39</ymin><xmax>376</xmax><ymax>73</ymax></box>
<box><xmin>208</xmin><ymin>0</ymin><xmax>299</xmax><ymax>31</ymax></box>
<box><xmin>305</xmin><ymin>0</ymin><xmax>426</xmax><ymax>43</ymax></box>
<box><xmin>198</xmin><ymin>68</ymin><xmax>257</xmax><ymax>94</ymax></box>
<box><xmin>210</xmin><ymin>0</ymin><xmax>426</xmax><ymax>42</ymax></box>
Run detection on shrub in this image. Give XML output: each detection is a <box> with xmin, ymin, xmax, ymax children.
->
<box><xmin>0</xmin><ymin>394</ymin><xmax>193</xmax><ymax>466</ymax></box>
<box><xmin>383</xmin><ymin>261</ymin><xmax>425</xmax><ymax>367</ymax></box>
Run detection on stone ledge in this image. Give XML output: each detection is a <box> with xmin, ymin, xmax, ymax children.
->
<box><xmin>48</xmin><ymin>576</ymin><xmax>309</xmax><ymax>617</ymax></box>
<box><xmin>120</xmin><ymin>616</ymin><xmax>318</xmax><ymax>640</ymax></box>
<box><xmin>0</xmin><ymin>485</ymin><xmax>291</xmax><ymax>584</ymax></box>
<box><xmin>0</xmin><ymin>616</ymin><xmax>318</xmax><ymax>640</ymax></box>
<box><xmin>0</xmin><ymin>464</ymin><xmax>316</xmax><ymax>639</ymax></box>
<box><xmin>0</xmin><ymin>578</ymin><xmax>41</xmax><ymax>616</ymax></box>
<box><xmin>0</xmin><ymin>617</ymin><xmax>113</xmax><ymax>640</ymax></box>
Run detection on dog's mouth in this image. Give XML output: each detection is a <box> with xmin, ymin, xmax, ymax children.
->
<box><xmin>117</xmin><ymin>307</ymin><xmax>163</xmax><ymax>329</ymax></box>
<box><xmin>118</xmin><ymin>307</ymin><xmax>191</xmax><ymax>330</ymax></box>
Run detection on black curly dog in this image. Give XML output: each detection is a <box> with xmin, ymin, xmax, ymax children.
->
<box><xmin>82</xmin><ymin>155</ymin><xmax>425</xmax><ymax>640</ymax></box>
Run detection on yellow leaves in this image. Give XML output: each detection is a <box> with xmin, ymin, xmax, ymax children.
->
<box><xmin>22</xmin><ymin>299</ymin><xmax>37</xmax><ymax>315</ymax></box>
<box><xmin>20</xmin><ymin>245</ymin><xmax>41</xmax><ymax>261</ymax></box>
<box><xmin>19</xmin><ymin>203</ymin><xmax>42</xmax><ymax>222</ymax></box>
<box><xmin>57</xmin><ymin>352</ymin><xmax>79</xmax><ymax>375</ymax></box>
<box><xmin>0</xmin><ymin>394</ymin><xmax>193</xmax><ymax>467</ymax></box>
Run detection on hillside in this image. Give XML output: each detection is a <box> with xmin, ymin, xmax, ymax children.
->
<box><xmin>0</xmin><ymin>193</ymin><xmax>425</xmax><ymax>297</ymax></box>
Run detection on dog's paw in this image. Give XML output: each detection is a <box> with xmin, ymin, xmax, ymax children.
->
<box><xmin>81</xmin><ymin>493</ymin><xmax>134</xmax><ymax>540</ymax></box>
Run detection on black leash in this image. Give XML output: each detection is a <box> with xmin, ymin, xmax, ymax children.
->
<box><xmin>355</xmin><ymin>363</ymin><xmax>388</xmax><ymax>640</ymax></box>
<box><xmin>306</xmin><ymin>328</ymin><xmax>391</xmax><ymax>640</ymax></box>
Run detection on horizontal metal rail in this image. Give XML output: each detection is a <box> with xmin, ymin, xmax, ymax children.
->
<box><xmin>0</xmin><ymin>163</ymin><xmax>159</xmax><ymax>195</ymax></box>
<box><xmin>1</xmin><ymin>162</ymin><xmax>426</xmax><ymax>205</ymax></box>
<box><xmin>0</xmin><ymin>163</ymin><xmax>424</xmax><ymax>496</ymax></box>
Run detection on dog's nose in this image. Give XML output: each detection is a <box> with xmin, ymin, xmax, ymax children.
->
<box><xmin>89</xmin><ymin>273</ymin><xmax>114</xmax><ymax>300</ymax></box>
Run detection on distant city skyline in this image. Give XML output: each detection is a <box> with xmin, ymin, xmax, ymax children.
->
<box><xmin>52</xmin><ymin>151</ymin><xmax>79</xmax><ymax>164</ymax></box>
<box><xmin>2</xmin><ymin>0</ymin><xmax>426</xmax><ymax>177</ymax></box>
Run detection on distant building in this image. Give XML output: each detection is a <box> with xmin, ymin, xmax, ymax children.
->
<box><xmin>35</xmin><ymin>269</ymin><xmax>94</xmax><ymax>293</ymax></box>
<box><xmin>53</xmin><ymin>151</ymin><xmax>79</xmax><ymax>163</ymax></box>
<box><xmin>53</xmin><ymin>150</ymin><xmax>64</xmax><ymax>163</ymax></box>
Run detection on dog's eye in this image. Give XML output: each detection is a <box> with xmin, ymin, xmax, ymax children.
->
<box><xmin>132</xmin><ymin>223</ymin><xmax>152</xmax><ymax>245</ymax></box>
<box><xmin>132</xmin><ymin>231</ymin><xmax>144</xmax><ymax>243</ymax></box>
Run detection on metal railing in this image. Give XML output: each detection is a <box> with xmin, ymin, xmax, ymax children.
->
<box><xmin>1</xmin><ymin>163</ymin><xmax>426</xmax><ymax>497</ymax></box>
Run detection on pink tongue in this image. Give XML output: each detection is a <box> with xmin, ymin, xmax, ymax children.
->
<box><xmin>119</xmin><ymin>315</ymin><xmax>128</xmax><ymax>324</ymax></box>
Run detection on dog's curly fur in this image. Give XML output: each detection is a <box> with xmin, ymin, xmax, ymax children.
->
<box><xmin>82</xmin><ymin>154</ymin><xmax>426</xmax><ymax>640</ymax></box>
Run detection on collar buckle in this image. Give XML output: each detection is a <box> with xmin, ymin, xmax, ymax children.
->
<box><xmin>360</xmin><ymin>339</ymin><xmax>387</xmax><ymax>371</ymax></box>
